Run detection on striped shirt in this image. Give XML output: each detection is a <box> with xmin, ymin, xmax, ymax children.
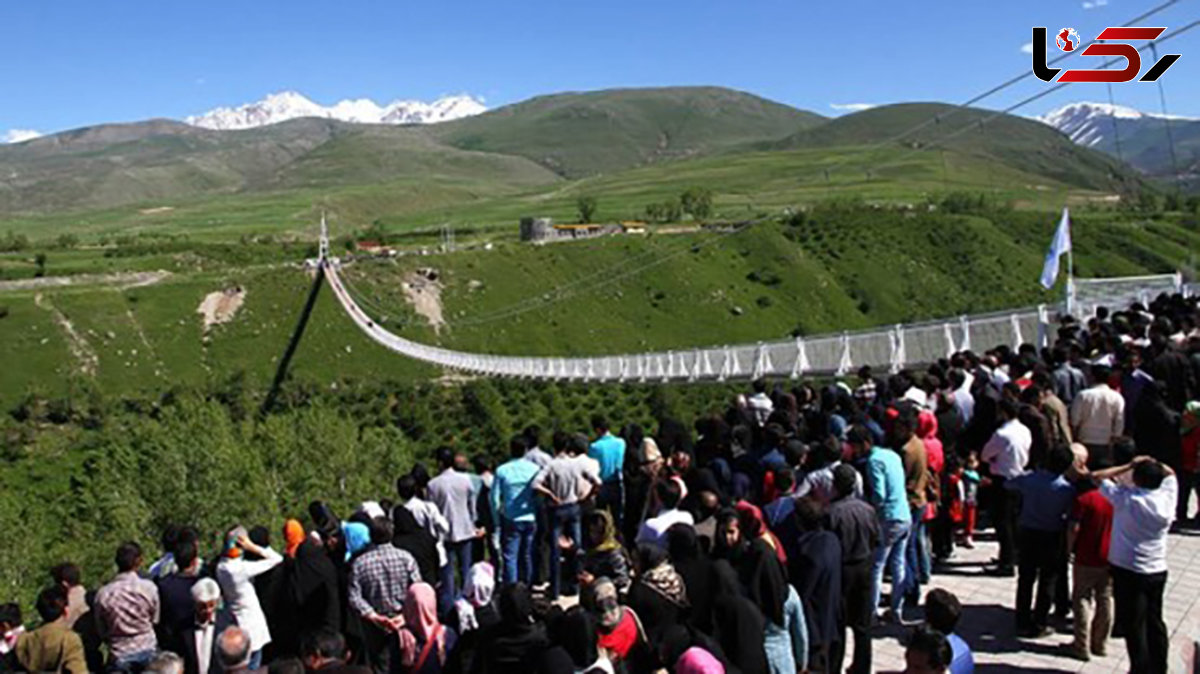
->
<box><xmin>94</xmin><ymin>572</ymin><xmax>160</xmax><ymax>659</ymax></box>
<box><xmin>348</xmin><ymin>544</ymin><xmax>422</xmax><ymax>618</ymax></box>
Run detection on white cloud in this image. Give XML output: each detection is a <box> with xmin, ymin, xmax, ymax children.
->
<box><xmin>829</xmin><ymin>103</ymin><xmax>877</xmax><ymax>113</ymax></box>
<box><xmin>1020</xmin><ymin>42</ymin><xmax>1034</xmax><ymax>54</ymax></box>
<box><xmin>2</xmin><ymin>129</ymin><xmax>41</xmax><ymax>144</ymax></box>
<box><xmin>1082</xmin><ymin>0</ymin><xmax>1108</xmax><ymax>8</ymax></box>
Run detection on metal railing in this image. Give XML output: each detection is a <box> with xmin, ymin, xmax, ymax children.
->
<box><xmin>324</xmin><ymin>258</ymin><xmax>1185</xmax><ymax>382</ymax></box>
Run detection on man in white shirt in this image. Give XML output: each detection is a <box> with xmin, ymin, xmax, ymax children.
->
<box><xmin>397</xmin><ymin>474</ymin><xmax>450</xmax><ymax>570</ymax></box>
<box><xmin>1070</xmin><ymin>364</ymin><xmax>1125</xmax><ymax>469</ymax></box>
<box><xmin>1090</xmin><ymin>456</ymin><xmax>1176</xmax><ymax>674</ymax></box>
<box><xmin>981</xmin><ymin>399</ymin><xmax>1031</xmax><ymax>576</ymax></box>
<box><xmin>747</xmin><ymin>379</ymin><xmax>774</xmax><ymax>427</ymax></box>
<box><xmin>636</xmin><ymin>477</ymin><xmax>694</xmax><ymax>548</ymax></box>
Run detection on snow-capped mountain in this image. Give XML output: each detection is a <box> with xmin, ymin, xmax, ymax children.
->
<box><xmin>1039</xmin><ymin>102</ymin><xmax>1194</xmax><ymax>147</ymax></box>
<box><xmin>185</xmin><ymin>91</ymin><xmax>486</xmax><ymax>130</ymax></box>
<box><xmin>1039</xmin><ymin>101</ymin><xmax>1200</xmax><ymax>180</ymax></box>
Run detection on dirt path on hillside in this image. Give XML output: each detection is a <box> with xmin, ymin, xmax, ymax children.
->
<box><xmin>34</xmin><ymin>293</ymin><xmax>99</xmax><ymax>377</ymax></box>
<box><xmin>402</xmin><ymin>269</ymin><xmax>445</xmax><ymax>333</ymax></box>
<box><xmin>0</xmin><ymin>270</ymin><xmax>171</xmax><ymax>293</ymax></box>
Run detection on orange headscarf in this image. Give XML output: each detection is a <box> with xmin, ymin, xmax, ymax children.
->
<box><xmin>284</xmin><ymin>519</ymin><xmax>306</xmax><ymax>558</ymax></box>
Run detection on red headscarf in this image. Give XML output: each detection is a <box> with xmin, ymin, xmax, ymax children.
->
<box><xmin>734</xmin><ymin>500</ymin><xmax>787</xmax><ymax>565</ymax></box>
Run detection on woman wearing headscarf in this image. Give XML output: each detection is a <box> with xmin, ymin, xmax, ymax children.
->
<box><xmin>665</xmin><ymin>524</ymin><xmax>717</xmax><ymax>635</ymax></box>
<box><xmin>279</xmin><ymin>519</ymin><xmax>341</xmax><ymax>658</ymax></box>
<box><xmin>713</xmin><ymin>507</ymin><xmax>800</xmax><ymax>674</ymax></box>
<box><xmin>453</xmin><ymin>563</ymin><xmax>498</xmax><ymax>634</ymax></box>
<box><xmin>215</xmin><ymin>526</ymin><xmax>283</xmax><ymax>669</ymax></box>
<box><xmin>625</xmin><ymin>544</ymin><xmax>688</xmax><ymax>643</ymax></box>
<box><xmin>447</xmin><ymin>563</ymin><xmax>497</xmax><ymax>674</ymax></box>
<box><xmin>676</xmin><ymin>647</ymin><xmax>727</xmax><ymax>674</ymax></box>
<box><xmin>393</xmin><ymin>506</ymin><xmax>440</xmax><ymax>583</ymax></box>
<box><xmin>785</xmin><ymin>498</ymin><xmax>843</xmax><ymax>674</ymax></box>
<box><xmin>579</xmin><ymin>510</ymin><xmax>631</xmax><ymax>592</ymax></box>
<box><xmin>343</xmin><ymin>521</ymin><xmax>371</xmax><ymax>561</ymax></box>
<box><xmin>550</xmin><ymin>606</ymin><xmax>615</xmax><ymax>674</ymax></box>
<box><xmin>473</xmin><ymin>583</ymin><xmax>549</xmax><ymax>674</ymax></box>
<box><xmin>711</xmin><ymin>560</ymin><xmax>769</xmax><ymax>674</ymax></box>
<box><xmin>398</xmin><ymin>582</ymin><xmax>458</xmax><ymax>674</ymax></box>
<box><xmin>582</xmin><ymin>577</ymin><xmax>653</xmax><ymax>673</ymax></box>
<box><xmin>730</xmin><ymin>502</ymin><xmax>786</xmax><ymax>566</ymax></box>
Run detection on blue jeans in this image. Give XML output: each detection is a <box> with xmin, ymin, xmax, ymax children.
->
<box><xmin>112</xmin><ymin>648</ymin><xmax>156</xmax><ymax>671</ymax></box>
<box><xmin>439</xmin><ymin>539</ymin><xmax>474</xmax><ymax>611</ymax></box>
<box><xmin>872</xmin><ymin>519</ymin><xmax>911</xmax><ymax>615</ymax></box>
<box><xmin>549</xmin><ymin>503</ymin><xmax>582</xmax><ymax>599</ymax></box>
<box><xmin>913</xmin><ymin>510</ymin><xmax>932</xmax><ymax>583</ymax></box>
<box><xmin>905</xmin><ymin>510</ymin><xmax>928</xmax><ymax>601</ymax></box>
<box><xmin>502</xmin><ymin>519</ymin><xmax>537</xmax><ymax>585</ymax></box>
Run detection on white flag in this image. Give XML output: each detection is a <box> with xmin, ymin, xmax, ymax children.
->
<box><xmin>1039</xmin><ymin>207</ymin><xmax>1072</xmax><ymax>289</ymax></box>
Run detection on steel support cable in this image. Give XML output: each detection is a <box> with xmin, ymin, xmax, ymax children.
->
<box><xmin>447</xmin><ymin>221</ymin><xmax>758</xmax><ymax>328</ymax></box>
<box><xmin>441</xmin><ymin>223</ymin><xmax>753</xmax><ymax>328</ymax></box>
<box><xmin>849</xmin><ymin>19</ymin><xmax>1200</xmax><ymax>183</ymax></box>
<box><xmin>812</xmin><ymin>0</ymin><xmax>1183</xmax><ymax>177</ymax></box>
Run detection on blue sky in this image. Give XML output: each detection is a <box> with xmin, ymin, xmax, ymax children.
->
<box><xmin>1</xmin><ymin>0</ymin><xmax>1197</xmax><ymax>139</ymax></box>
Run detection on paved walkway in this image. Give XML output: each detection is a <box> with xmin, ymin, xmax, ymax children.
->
<box><xmin>870</xmin><ymin>529</ymin><xmax>1200</xmax><ymax>673</ymax></box>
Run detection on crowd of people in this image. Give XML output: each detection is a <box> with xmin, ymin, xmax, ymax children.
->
<box><xmin>1</xmin><ymin>293</ymin><xmax>1198</xmax><ymax>674</ymax></box>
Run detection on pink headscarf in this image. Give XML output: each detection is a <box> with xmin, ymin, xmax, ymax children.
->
<box><xmin>399</xmin><ymin>583</ymin><xmax>445</xmax><ymax>668</ymax></box>
<box><xmin>677</xmin><ymin>646</ymin><xmax>725</xmax><ymax>674</ymax></box>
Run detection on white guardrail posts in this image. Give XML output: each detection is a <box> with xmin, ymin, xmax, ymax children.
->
<box><xmin>322</xmin><ymin>259</ymin><xmax>1184</xmax><ymax>382</ymax></box>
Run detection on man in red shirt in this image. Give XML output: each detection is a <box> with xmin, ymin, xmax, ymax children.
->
<box><xmin>1066</xmin><ymin>469</ymin><xmax>1115</xmax><ymax>661</ymax></box>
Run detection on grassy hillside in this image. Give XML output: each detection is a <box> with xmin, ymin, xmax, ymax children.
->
<box><xmin>776</xmin><ymin>103</ymin><xmax>1143</xmax><ymax>194</ymax></box>
<box><xmin>3</xmin><ymin>203</ymin><xmax>1195</xmax><ymax>410</ymax></box>
<box><xmin>432</xmin><ymin>86</ymin><xmax>825</xmax><ymax>178</ymax></box>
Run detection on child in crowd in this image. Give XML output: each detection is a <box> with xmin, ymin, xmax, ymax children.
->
<box><xmin>958</xmin><ymin>453</ymin><xmax>981</xmax><ymax>549</ymax></box>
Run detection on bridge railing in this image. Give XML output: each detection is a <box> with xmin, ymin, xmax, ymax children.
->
<box><xmin>325</xmin><ymin>261</ymin><xmax>1185</xmax><ymax>382</ymax></box>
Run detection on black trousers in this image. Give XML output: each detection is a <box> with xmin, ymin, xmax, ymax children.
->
<box><xmin>1112</xmin><ymin>564</ymin><xmax>1169</xmax><ymax>674</ymax></box>
<box><xmin>831</xmin><ymin>559</ymin><xmax>873</xmax><ymax>674</ymax></box>
<box><xmin>990</xmin><ymin>478</ymin><xmax>1020</xmax><ymax>568</ymax></box>
<box><xmin>1015</xmin><ymin>528</ymin><xmax>1065</xmax><ymax>630</ymax></box>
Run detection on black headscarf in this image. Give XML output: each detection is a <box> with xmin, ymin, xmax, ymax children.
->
<box><xmin>288</xmin><ymin>538</ymin><xmax>341</xmax><ymax>638</ymax></box>
<box><xmin>550</xmin><ymin>607</ymin><xmax>599</xmax><ymax>670</ymax></box>
<box><xmin>391</xmin><ymin>505</ymin><xmax>439</xmax><ymax>582</ymax></box>
<box><xmin>666</xmin><ymin>523</ymin><xmax>717</xmax><ymax>635</ymax></box>
<box><xmin>481</xmin><ymin>584</ymin><xmax>550</xmax><ymax>674</ymax></box>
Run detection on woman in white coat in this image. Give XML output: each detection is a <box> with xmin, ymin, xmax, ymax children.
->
<box><xmin>216</xmin><ymin>526</ymin><xmax>282</xmax><ymax>669</ymax></box>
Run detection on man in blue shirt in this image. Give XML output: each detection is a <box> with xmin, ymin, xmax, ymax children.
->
<box><xmin>925</xmin><ymin>588</ymin><xmax>975</xmax><ymax>674</ymax></box>
<box><xmin>491</xmin><ymin>435</ymin><xmax>541</xmax><ymax>585</ymax></box>
<box><xmin>1005</xmin><ymin>443</ymin><xmax>1077</xmax><ymax>637</ymax></box>
<box><xmin>589</xmin><ymin>415</ymin><xmax>627</xmax><ymax>530</ymax></box>
<box><xmin>847</xmin><ymin>425</ymin><xmax>913</xmax><ymax>623</ymax></box>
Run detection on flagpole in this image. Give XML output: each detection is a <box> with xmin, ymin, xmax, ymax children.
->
<box><xmin>1066</xmin><ymin>216</ymin><xmax>1075</xmax><ymax>316</ymax></box>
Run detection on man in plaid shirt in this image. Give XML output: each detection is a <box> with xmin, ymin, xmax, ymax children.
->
<box><xmin>348</xmin><ymin>518</ymin><xmax>421</xmax><ymax>673</ymax></box>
